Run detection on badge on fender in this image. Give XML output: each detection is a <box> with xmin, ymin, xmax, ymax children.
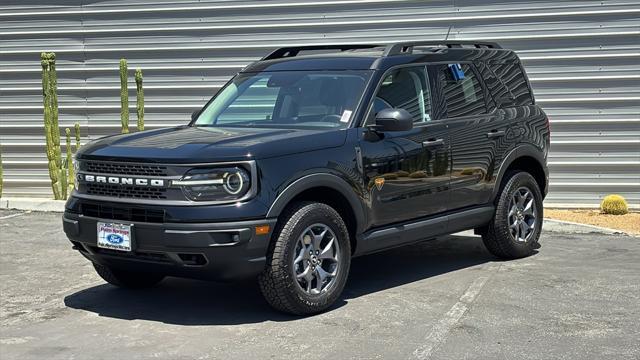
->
<box><xmin>374</xmin><ymin>177</ymin><xmax>385</xmax><ymax>191</ymax></box>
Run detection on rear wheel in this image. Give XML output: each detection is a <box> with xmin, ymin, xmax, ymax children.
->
<box><xmin>93</xmin><ymin>263</ymin><xmax>165</xmax><ymax>288</ymax></box>
<box><xmin>482</xmin><ymin>171</ymin><xmax>543</xmax><ymax>259</ymax></box>
<box><xmin>258</xmin><ymin>202</ymin><xmax>351</xmax><ymax>315</ymax></box>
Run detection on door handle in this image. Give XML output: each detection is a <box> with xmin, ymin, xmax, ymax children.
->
<box><xmin>487</xmin><ymin>130</ymin><xmax>506</xmax><ymax>139</ymax></box>
<box><xmin>422</xmin><ymin>138</ymin><xmax>445</xmax><ymax>148</ymax></box>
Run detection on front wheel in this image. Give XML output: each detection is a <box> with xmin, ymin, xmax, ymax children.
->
<box><xmin>482</xmin><ymin>171</ymin><xmax>543</xmax><ymax>259</ymax></box>
<box><xmin>258</xmin><ymin>202</ymin><xmax>351</xmax><ymax>315</ymax></box>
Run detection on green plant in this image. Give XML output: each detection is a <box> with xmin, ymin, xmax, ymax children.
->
<box><xmin>0</xmin><ymin>145</ymin><xmax>4</xmax><ymax>198</ymax></box>
<box><xmin>66</xmin><ymin>128</ymin><xmax>74</xmax><ymax>193</ymax></box>
<box><xmin>74</xmin><ymin>122</ymin><xmax>81</xmax><ymax>150</ymax></box>
<box><xmin>41</xmin><ymin>52</ymin><xmax>66</xmax><ymax>200</ymax></box>
<box><xmin>135</xmin><ymin>68</ymin><xmax>145</xmax><ymax>131</ymax></box>
<box><xmin>601</xmin><ymin>194</ymin><xmax>629</xmax><ymax>215</ymax></box>
<box><xmin>119</xmin><ymin>58</ymin><xmax>129</xmax><ymax>134</ymax></box>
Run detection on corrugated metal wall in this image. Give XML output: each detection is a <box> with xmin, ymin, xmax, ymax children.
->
<box><xmin>1</xmin><ymin>0</ymin><xmax>639</xmax><ymax>207</ymax></box>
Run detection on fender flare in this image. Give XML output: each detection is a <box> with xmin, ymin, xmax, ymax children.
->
<box><xmin>492</xmin><ymin>144</ymin><xmax>548</xmax><ymax>200</ymax></box>
<box><xmin>266</xmin><ymin>173</ymin><xmax>367</xmax><ymax>234</ymax></box>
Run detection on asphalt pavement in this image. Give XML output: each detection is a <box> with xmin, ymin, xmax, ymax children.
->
<box><xmin>1</xmin><ymin>210</ymin><xmax>638</xmax><ymax>359</ymax></box>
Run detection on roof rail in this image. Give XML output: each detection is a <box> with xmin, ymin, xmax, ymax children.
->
<box><xmin>383</xmin><ymin>41</ymin><xmax>502</xmax><ymax>56</ymax></box>
<box><xmin>260</xmin><ymin>41</ymin><xmax>502</xmax><ymax>61</ymax></box>
<box><xmin>261</xmin><ymin>44</ymin><xmax>381</xmax><ymax>60</ymax></box>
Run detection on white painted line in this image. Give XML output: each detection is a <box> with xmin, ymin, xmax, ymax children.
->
<box><xmin>412</xmin><ymin>264</ymin><xmax>498</xmax><ymax>359</ymax></box>
<box><xmin>0</xmin><ymin>211</ymin><xmax>31</xmax><ymax>220</ymax></box>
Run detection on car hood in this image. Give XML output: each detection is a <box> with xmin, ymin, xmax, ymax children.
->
<box><xmin>77</xmin><ymin>125</ymin><xmax>347</xmax><ymax>163</ymax></box>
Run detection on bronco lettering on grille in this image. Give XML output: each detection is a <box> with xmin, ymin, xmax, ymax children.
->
<box><xmin>78</xmin><ymin>174</ymin><xmax>165</xmax><ymax>187</ymax></box>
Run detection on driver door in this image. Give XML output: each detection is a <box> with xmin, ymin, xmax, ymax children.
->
<box><xmin>359</xmin><ymin>65</ymin><xmax>450</xmax><ymax>228</ymax></box>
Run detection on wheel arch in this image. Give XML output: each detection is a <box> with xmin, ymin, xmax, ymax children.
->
<box><xmin>266</xmin><ymin>173</ymin><xmax>367</xmax><ymax>253</ymax></box>
<box><xmin>493</xmin><ymin>145</ymin><xmax>548</xmax><ymax>201</ymax></box>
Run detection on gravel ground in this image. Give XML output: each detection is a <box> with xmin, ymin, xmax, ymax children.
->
<box><xmin>1</xmin><ymin>210</ymin><xmax>639</xmax><ymax>359</ymax></box>
<box><xmin>545</xmin><ymin>209</ymin><xmax>640</xmax><ymax>235</ymax></box>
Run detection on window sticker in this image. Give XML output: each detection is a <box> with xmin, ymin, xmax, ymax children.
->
<box><xmin>448</xmin><ymin>63</ymin><xmax>465</xmax><ymax>81</ymax></box>
<box><xmin>340</xmin><ymin>110</ymin><xmax>353</xmax><ymax>123</ymax></box>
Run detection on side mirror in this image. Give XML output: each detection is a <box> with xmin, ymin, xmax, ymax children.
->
<box><xmin>191</xmin><ymin>109</ymin><xmax>201</xmax><ymax>122</ymax></box>
<box><xmin>374</xmin><ymin>108</ymin><xmax>413</xmax><ymax>132</ymax></box>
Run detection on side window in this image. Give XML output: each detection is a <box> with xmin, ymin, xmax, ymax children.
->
<box><xmin>486</xmin><ymin>61</ymin><xmax>534</xmax><ymax>106</ymax></box>
<box><xmin>217</xmin><ymin>77</ymin><xmax>278</xmax><ymax>124</ymax></box>
<box><xmin>437</xmin><ymin>64</ymin><xmax>487</xmax><ymax>118</ymax></box>
<box><xmin>367</xmin><ymin>66</ymin><xmax>431</xmax><ymax>124</ymax></box>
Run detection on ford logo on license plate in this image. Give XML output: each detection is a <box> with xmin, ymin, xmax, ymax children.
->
<box><xmin>106</xmin><ymin>234</ymin><xmax>124</xmax><ymax>244</ymax></box>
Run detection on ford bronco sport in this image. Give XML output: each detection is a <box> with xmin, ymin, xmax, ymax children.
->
<box><xmin>63</xmin><ymin>41</ymin><xmax>549</xmax><ymax>315</ymax></box>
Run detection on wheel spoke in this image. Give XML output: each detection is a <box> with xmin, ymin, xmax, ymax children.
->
<box><xmin>318</xmin><ymin>238</ymin><xmax>335</xmax><ymax>260</ymax></box>
<box><xmin>296</xmin><ymin>265</ymin><xmax>311</xmax><ymax>280</ymax></box>
<box><xmin>312</xmin><ymin>228</ymin><xmax>328</xmax><ymax>250</ymax></box>
<box><xmin>522</xmin><ymin>199</ymin><xmax>535</xmax><ymax>216</ymax></box>
<box><xmin>519</xmin><ymin>221</ymin><xmax>529</xmax><ymax>241</ymax></box>
<box><xmin>294</xmin><ymin>244</ymin><xmax>309</xmax><ymax>265</ymax></box>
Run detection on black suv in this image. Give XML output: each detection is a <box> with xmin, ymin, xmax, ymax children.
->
<box><xmin>63</xmin><ymin>41</ymin><xmax>549</xmax><ymax>315</ymax></box>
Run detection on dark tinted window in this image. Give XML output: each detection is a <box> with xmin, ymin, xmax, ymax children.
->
<box><xmin>484</xmin><ymin>61</ymin><xmax>534</xmax><ymax>106</ymax></box>
<box><xmin>368</xmin><ymin>66</ymin><xmax>432</xmax><ymax>124</ymax></box>
<box><xmin>437</xmin><ymin>64</ymin><xmax>486</xmax><ymax>118</ymax></box>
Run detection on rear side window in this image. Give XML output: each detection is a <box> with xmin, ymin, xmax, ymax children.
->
<box><xmin>483</xmin><ymin>61</ymin><xmax>534</xmax><ymax>107</ymax></box>
<box><xmin>434</xmin><ymin>64</ymin><xmax>486</xmax><ymax>118</ymax></box>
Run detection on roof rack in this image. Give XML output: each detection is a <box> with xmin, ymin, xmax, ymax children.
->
<box><xmin>261</xmin><ymin>41</ymin><xmax>502</xmax><ymax>61</ymax></box>
<box><xmin>261</xmin><ymin>44</ymin><xmax>382</xmax><ymax>60</ymax></box>
<box><xmin>382</xmin><ymin>41</ymin><xmax>502</xmax><ymax>56</ymax></box>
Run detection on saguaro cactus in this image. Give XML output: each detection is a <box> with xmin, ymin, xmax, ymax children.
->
<box><xmin>0</xmin><ymin>145</ymin><xmax>4</xmax><ymax>198</ymax></box>
<box><xmin>41</xmin><ymin>52</ymin><xmax>64</xmax><ymax>200</ymax></box>
<box><xmin>74</xmin><ymin>122</ymin><xmax>81</xmax><ymax>150</ymax></box>
<box><xmin>135</xmin><ymin>68</ymin><xmax>145</xmax><ymax>131</ymax></box>
<box><xmin>119</xmin><ymin>58</ymin><xmax>129</xmax><ymax>134</ymax></box>
<box><xmin>66</xmin><ymin>128</ymin><xmax>74</xmax><ymax>193</ymax></box>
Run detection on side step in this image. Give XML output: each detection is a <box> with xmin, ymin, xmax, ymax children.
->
<box><xmin>354</xmin><ymin>206</ymin><xmax>495</xmax><ymax>257</ymax></box>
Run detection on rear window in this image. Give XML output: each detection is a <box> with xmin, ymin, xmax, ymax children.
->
<box><xmin>481</xmin><ymin>61</ymin><xmax>534</xmax><ymax>107</ymax></box>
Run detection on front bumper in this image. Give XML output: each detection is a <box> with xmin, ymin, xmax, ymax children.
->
<box><xmin>63</xmin><ymin>211</ymin><xmax>277</xmax><ymax>281</ymax></box>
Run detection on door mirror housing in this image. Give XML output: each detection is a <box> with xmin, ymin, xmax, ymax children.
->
<box><xmin>374</xmin><ymin>108</ymin><xmax>413</xmax><ymax>132</ymax></box>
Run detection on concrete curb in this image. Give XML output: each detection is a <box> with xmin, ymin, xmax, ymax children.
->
<box><xmin>543</xmin><ymin>218</ymin><xmax>627</xmax><ymax>235</ymax></box>
<box><xmin>0</xmin><ymin>197</ymin><xmax>66</xmax><ymax>212</ymax></box>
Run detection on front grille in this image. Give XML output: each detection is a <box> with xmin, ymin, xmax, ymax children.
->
<box><xmin>80</xmin><ymin>203</ymin><xmax>165</xmax><ymax>223</ymax></box>
<box><xmin>85</xmin><ymin>183</ymin><xmax>168</xmax><ymax>200</ymax></box>
<box><xmin>84</xmin><ymin>161</ymin><xmax>168</xmax><ymax>176</ymax></box>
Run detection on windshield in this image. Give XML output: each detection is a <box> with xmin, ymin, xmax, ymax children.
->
<box><xmin>193</xmin><ymin>70</ymin><xmax>372</xmax><ymax>129</ymax></box>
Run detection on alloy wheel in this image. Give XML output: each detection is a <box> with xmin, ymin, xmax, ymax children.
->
<box><xmin>293</xmin><ymin>223</ymin><xmax>341</xmax><ymax>295</ymax></box>
<box><xmin>508</xmin><ymin>186</ymin><xmax>537</xmax><ymax>243</ymax></box>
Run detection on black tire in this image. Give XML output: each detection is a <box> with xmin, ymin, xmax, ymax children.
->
<box><xmin>93</xmin><ymin>263</ymin><xmax>165</xmax><ymax>289</ymax></box>
<box><xmin>482</xmin><ymin>171</ymin><xmax>543</xmax><ymax>259</ymax></box>
<box><xmin>258</xmin><ymin>202</ymin><xmax>351</xmax><ymax>315</ymax></box>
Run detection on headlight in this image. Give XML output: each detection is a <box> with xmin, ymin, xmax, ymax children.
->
<box><xmin>173</xmin><ymin>166</ymin><xmax>252</xmax><ymax>202</ymax></box>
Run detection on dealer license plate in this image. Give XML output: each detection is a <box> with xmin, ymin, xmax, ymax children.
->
<box><xmin>97</xmin><ymin>222</ymin><xmax>132</xmax><ymax>252</ymax></box>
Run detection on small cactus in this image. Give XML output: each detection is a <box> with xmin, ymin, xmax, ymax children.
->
<box><xmin>135</xmin><ymin>68</ymin><xmax>145</xmax><ymax>131</ymax></box>
<box><xmin>66</xmin><ymin>128</ymin><xmax>74</xmax><ymax>193</ymax></box>
<box><xmin>119</xmin><ymin>58</ymin><xmax>129</xmax><ymax>134</ymax></box>
<box><xmin>601</xmin><ymin>194</ymin><xmax>629</xmax><ymax>215</ymax></box>
<box><xmin>74</xmin><ymin>122</ymin><xmax>81</xmax><ymax>150</ymax></box>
